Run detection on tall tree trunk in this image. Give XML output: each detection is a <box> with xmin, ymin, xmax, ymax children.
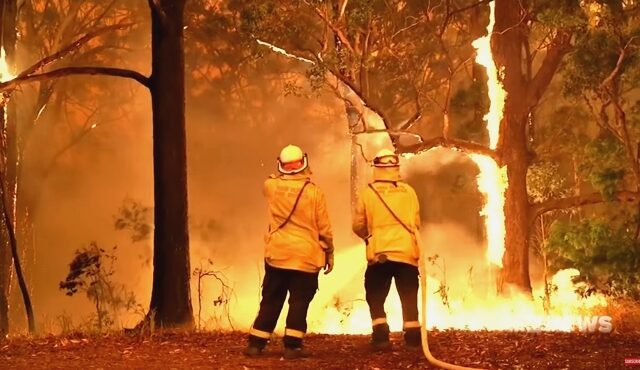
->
<box><xmin>500</xmin><ymin>112</ymin><xmax>532</xmax><ymax>293</ymax></box>
<box><xmin>493</xmin><ymin>0</ymin><xmax>532</xmax><ymax>293</ymax></box>
<box><xmin>0</xmin><ymin>0</ymin><xmax>18</xmax><ymax>335</ymax></box>
<box><xmin>147</xmin><ymin>0</ymin><xmax>193</xmax><ymax>328</ymax></box>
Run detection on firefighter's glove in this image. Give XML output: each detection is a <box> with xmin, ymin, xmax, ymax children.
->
<box><xmin>324</xmin><ymin>251</ymin><xmax>334</xmax><ymax>275</ymax></box>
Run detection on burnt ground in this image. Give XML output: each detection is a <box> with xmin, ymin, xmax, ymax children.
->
<box><xmin>1</xmin><ymin>330</ymin><xmax>639</xmax><ymax>369</ymax></box>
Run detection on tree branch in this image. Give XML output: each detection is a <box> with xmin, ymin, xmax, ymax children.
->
<box><xmin>358</xmin><ymin>24</ymin><xmax>371</xmax><ymax>99</ymax></box>
<box><xmin>327</xmin><ymin>65</ymin><xmax>393</xmax><ymax>129</ymax></box>
<box><xmin>307</xmin><ymin>2</ymin><xmax>355</xmax><ymax>53</ymax></box>
<box><xmin>601</xmin><ymin>47</ymin><xmax>626</xmax><ymax>91</ymax></box>
<box><xmin>449</xmin><ymin>0</ymin><xmax>493</xmax><ymax>17</ymax></box>
<box><xmin>413</xmin><ymin>136</ymin><xmax>499</xmax><ymax>161</ymax></box>
<box><xmin>18</xmin><ymin>23</ymin><xmax>134</xmax><ymax>78</ymax></box>
<box><xmin>526</xmin><ymin>31</ymin><xmax>572</xmax><ymax>107</ymax></box>
<box><xmin>398</xmin><ymin>87</ymin><xmax>422</xmax><ymax>130</ymax></box>
<box><xmin>338</xmin><ymin>0</ymin><xmax>349</xmax><ymax>22</ymax></box>
<box><xmin>0</xmin><ymin>67</ymin><xmax>150</xmax><ymax>92</ymax></box>
<box><xmin>531</xmin><ymin>191</ymin><xmax>640</xmax><ymax>218</ymax></box>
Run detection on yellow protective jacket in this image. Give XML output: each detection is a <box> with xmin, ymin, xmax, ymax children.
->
<box><xmin>352</xmin><ymin>167</ymin><xmax>421</xmax><ymax>267</ymax></box>
<box><xmin>263</xmin><ymin>171</ymin><xmax>334</xmax><ymax>273</ymax></box>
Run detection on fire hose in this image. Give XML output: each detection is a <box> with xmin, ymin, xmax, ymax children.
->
<box><xmin>417</xmin><ymin>232</ymin><xmax>486</xmax><ymax>370</ymax></box>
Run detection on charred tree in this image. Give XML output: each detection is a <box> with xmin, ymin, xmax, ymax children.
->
<box><xmin>147</xmin><ymin>0</ymin><xmax>193</xmax><ymax>328</ymax></box>
<box><xmin>0</xmin><ymin>0</ymin><xmax>35</xmax><ymax>335</ymax></box>
<box><xmin>0</xmin><ymin>0</ymin><xmax>9</xmax><ymax>331</ymax></box>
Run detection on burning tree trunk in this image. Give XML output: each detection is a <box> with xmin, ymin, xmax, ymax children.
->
<box><xmin>492</xmin><ymin>0</ymin><xmax>534</xmax><ymax>293</ymax></box>
<box><xmin>492</xmin><ymin>0</ymin><xmax>570</xmax><ymax>293</ymax></box>
<box><xmin>147</xmin><ymin>0</ymin><xmax>193</xmax><ymax>328</ymax></box>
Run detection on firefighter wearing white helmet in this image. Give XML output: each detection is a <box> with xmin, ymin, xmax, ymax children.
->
<box><xmin>245</xmin><ymin>144</ymin><xmax>335</xmax><ymax>359</ymax></box>
<box><xmin>352</xmin><ymin>148</ymin><xmax>422</xmax><ymax>350</ymax></box>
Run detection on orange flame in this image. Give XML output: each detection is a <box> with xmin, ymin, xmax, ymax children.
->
<box><xmin>471</xmin><ymin>1</ymin><xmax>506</xmax><ymax>150</ymax></box>
<box><xmin>469</xmin><ymin>0</ymin><xmax>508</xmax><ymax>268</ymax></box>
<box><xmin>0</xmin><ymin>47</ymin><xmax>13</xmax><ymax>82</ymax></box>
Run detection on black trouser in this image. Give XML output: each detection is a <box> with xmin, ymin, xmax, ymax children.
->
<box><xmin>248</xmin><ymin>263</ymin><xmax>319</xmax><ymax>349</ymax></box>
<box><xmin>365</xmin><ymin>260</ymin><xmax>421</xmax><ymax>345</ymax></box>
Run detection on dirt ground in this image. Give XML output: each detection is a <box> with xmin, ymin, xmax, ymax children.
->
<box><xmin>1</xmin><ymin>330</ymin><xmax>639</xmax><ymax>369</ymax></box>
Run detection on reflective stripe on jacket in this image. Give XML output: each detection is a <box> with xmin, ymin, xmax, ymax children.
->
<box><xmin>352</xmin><ymin>167</ymin><xmax>421</xmax><ymax>266</ymax></box>
<box><xmin>263</xmin><ymin>171</ymin><xmax>334</xmax><ymax>273</ymax></box>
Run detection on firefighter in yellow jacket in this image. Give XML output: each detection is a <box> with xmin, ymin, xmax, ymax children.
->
<box><xmin>352</xmin><ymin>148</ymin><xmax>421</xmax><ymax>350</ymax></box>
<box><xmin>244</xmin><ymin>144</ymin><xmax>335</xmax><ymax>359</ymax></box>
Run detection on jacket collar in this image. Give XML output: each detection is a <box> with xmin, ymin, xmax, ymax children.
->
<box><xmin>279</xmin><ymin>168</ymin><xmax>312</xmax><ymax>181</ymax></box>
<box><xmin>373</xmin><ymin>166</ymin><xmax>401</xmax><ymax>182</ymax></box>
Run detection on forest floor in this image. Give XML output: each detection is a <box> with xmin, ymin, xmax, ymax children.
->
<box><xmin>1</xmin><ymin>330</ymin><xmax>640</xmax><ymax>369</ymax></box>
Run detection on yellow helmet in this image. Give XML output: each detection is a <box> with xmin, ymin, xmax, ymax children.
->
<box><xmin>373</xmin><ymin>148</ymin><xmax>399</xmax><ymax>167</ymax></box>
<box><xmin>278</xmin><ymin>145</ymin><xmax>309</xmax><ymax>174</ymax></box>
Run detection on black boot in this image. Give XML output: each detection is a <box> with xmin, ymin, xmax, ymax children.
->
<box><xmin>283</xmin><ymin>335</ymin><xmax>311</xmax><ymax>359</ymax></box>
<box><xmin>404</xmin><ymin>327</ymin><xmax>421</xmax><ymax>348</ymax></box>
<box><xmin>243</xmin><ymin>335</ymin><xmax>267</xmax><ymax>357</ymax></box>
<box><xmin>371</xmin><ymin>323</ymin><xmax>391</xmax><ymax>351</ymax></box>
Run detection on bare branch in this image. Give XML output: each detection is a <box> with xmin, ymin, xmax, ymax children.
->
<box><xmin>532</xmin><ymin>191</ymin><xmax>640</xmax><ymax>217</ymax></box>
<box><xmin>359</xmin><ymin>24</ymin><xmax>372</xmax><ymax>99</ymax></box>
<box><xmin>449</xmin><ymin>0</ymin><xmax>493</xmax><ymax>18</ymax></box>
<box><xmin>328</xmin><ymin>66</ymin><xmax>393</xmax><ymax>129</ymax></box>
<box><xmin>398</xmin><ymin>87</ymin><xmax>422</xmax><ymax>130</ymax></box>
<box><xmin>338</xmin><ymin>0</ymin><xmax>349</xmax><ymax>22</ymax></box>
<box><xmin>256</xmin><ymin>39</ymin><xmax>315</xmax><ymax>64</ymax></box>
<box><xmin>0</xmin><ymin>67</ymin><xmax>150</xmax><ymax>92</ymax></box>
<box><xmin>601</xmin><ymin>47</ymin><xmax>626</xmax><ymax>91</ymax></box>
<box><xmin>18</xmin><ymin>23</ymin><xmax>134</xmax><ymax>78</ymax></box>
<box><xmin>438</xmin><ymin>0</ymin><xmax>452</xmax><ymax>37</ymax></box>
<box><xmin>583</xmin><ymin>94</ymin><xmax>623</xmax><ymax>142</ymax></box>
<box><xmin>527</xmin><ymin>31</ymin><xmax>572</xmax><ymax>107</ymax></box>
<box><xmin>357</xmin><ymin>129</ymin><xmax>498</xmax><ymax>161</ymax></box>
<box><xmin>416</xmin><ymin>136</ymin><xmax>500</xmax><ymax>161</ymax></box>
<box><xmin>306</xmin><ymin>1</ymin><xmax>355</xmax><ymax>53</ymax></box>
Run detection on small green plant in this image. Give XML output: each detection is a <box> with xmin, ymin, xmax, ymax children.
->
<box><xmin>59</xmin><ymin>242</ymin><xmax>137</xmax><ymax>332</ymax></box>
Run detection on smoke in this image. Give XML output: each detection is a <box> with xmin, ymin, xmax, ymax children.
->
<box><xmin>22</xmin><ymin>74</ymin><xmax>504</xmax><ymax>334</ymax></box>
<box><xmin>183</xmin><ymin>147</ymin><xmax>492</xmax><ymax>334</ymax></box>
<box><xmin>8</xmin><ymin>4</ymin><xmax>504</xmax><ymax>335</ymax></box>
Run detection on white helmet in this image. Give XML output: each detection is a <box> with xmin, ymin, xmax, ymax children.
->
<box><xmin>373</xmin><ymin>148</ymin><xmax>399</xmax><ymax>167</ymax></box>
<box><xmin>278</xmin><ymin>145</ymin><xmax>309</xmax><ymax>174</ymax></box>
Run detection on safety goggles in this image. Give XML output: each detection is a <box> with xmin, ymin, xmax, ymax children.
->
<box><xmin>373</xmin><ymin>154</ymin><xmax>399</xmax><ymax>167</ymax></box>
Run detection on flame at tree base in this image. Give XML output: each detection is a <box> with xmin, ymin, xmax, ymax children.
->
<box><xmin>308</xmin><ymin>267</ymin><xmax>608</xmax><ymax>334</ymax></box>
